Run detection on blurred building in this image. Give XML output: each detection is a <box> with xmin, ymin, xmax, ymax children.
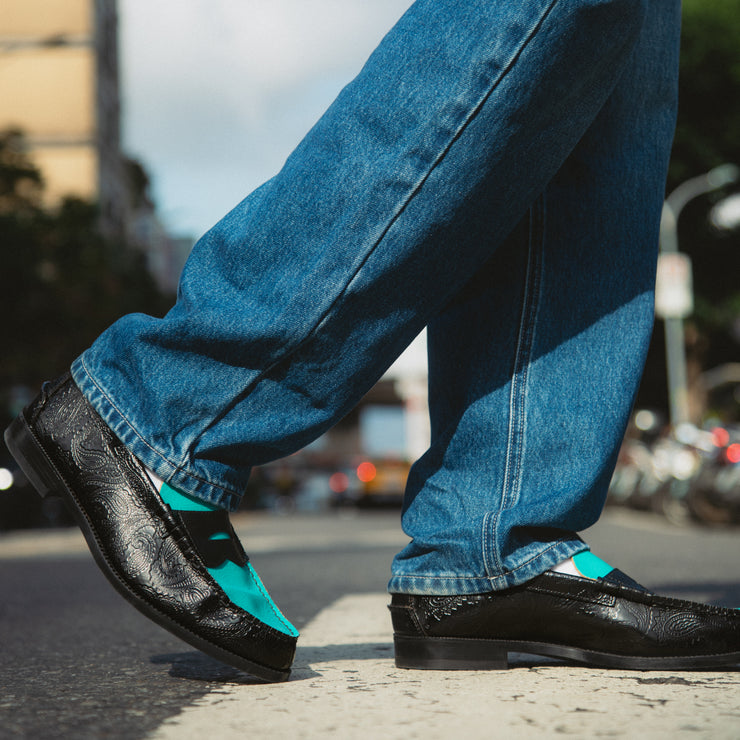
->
<box><xmin>0</xmin><ymin>0</ymin><xmax>126</xmax><ymax>237</ymax></box>
<box><xmin>0</xmin><ymin>0</ymin><xmax>188</xmax><ymax>292</ymax></box>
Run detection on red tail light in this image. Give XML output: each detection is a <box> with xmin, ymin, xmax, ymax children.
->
<box><xmin>356</xmin><ymin>461</ymin><xmax>377</xmax><ymax>483</ymax></box>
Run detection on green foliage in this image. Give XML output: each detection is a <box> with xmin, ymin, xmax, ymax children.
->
<box><xmin>638</xmin><ymin>0</ymin><xmax>740</xmax><ymax>418</ymax></box>
<box><xmin>0</xmin><ymin>129</ymin><xmax>43</xmax><ymax>214</ymax></box>
<box><xmin>670</xmin><ymin>0</ymin><xmax>740</xmax><ymax>187</ymax></box>
<box><xmin>0</xmin><ymin>131</ymin><xmax>171</xmax><ymax>414</ymax></box>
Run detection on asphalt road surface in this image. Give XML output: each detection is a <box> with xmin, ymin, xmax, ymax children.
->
<box><xmin>0</xmin><ymin>508</ymin><xmax>738</xmax><ymax>739</ymax></box>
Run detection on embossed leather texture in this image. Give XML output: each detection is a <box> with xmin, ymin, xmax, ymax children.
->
<box><xmin>4</xmin><ymin>373</ymin><xmax>296</xmax><ymax>682</ymax></box>
<box><xmin>390</xmin><ymin>572</ymin><xmax>740</xmax><ymax>670</ymax></box>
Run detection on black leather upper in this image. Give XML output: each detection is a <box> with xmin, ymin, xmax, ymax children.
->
<box><xmin>22</xmin><ymin>374</ymin><xmax>296</xmax><ymax>673</ymax></box>
<box><xmin>390</xmin><ymin>572</ymin><xmax>740</xmax><ymax>658</ymax></box>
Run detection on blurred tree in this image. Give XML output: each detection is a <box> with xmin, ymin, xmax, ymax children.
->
<box><xmin>124</xmin><ymin>157</ymin><xmax>154</xmax><ymax>211</ymax></box>
<box><xmin>669</xmin><ymin>0</ymin><xmax>740</xmax><ymax>187</ymax></box>
<box><xmin>0</xmin><ymin>130</ymin><xmax>172</xmax><ymax>422</ymax></box>
<box><xmin>638</xmin><ymin>0</ymin><xmax>740</xmax><ymax>421</ymax></box>
<box><xmin>0</xmin><ymin>129</ymin><xmax>44</xmax><ymax>214</ymax></box>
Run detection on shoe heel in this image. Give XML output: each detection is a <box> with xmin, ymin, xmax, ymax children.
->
<box><xmin>394</xmin><ymin>635</ymin><xmax>509</xmax><ymax>670</ymax></box>
<box><xmin>4</xmin><ymin>416</ymin><xmax>61</xmax><ymax>499</ymax></box>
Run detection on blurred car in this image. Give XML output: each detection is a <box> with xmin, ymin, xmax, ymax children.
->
<box><xmin>330</xmin><ymin>458</ymin><xmax>410</xmax><ymax>507</ymax></box>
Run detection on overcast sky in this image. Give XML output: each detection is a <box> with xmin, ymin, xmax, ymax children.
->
<box><xmin>118</xmin><ymin>0</ymin><xmax>414</xmax><ymax>238</ymax></box>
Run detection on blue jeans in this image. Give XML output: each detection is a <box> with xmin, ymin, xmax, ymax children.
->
<box><xmin>72</xmin><ymin>0</ymin><xmax>680</xmax><ymax>594</ymax></box>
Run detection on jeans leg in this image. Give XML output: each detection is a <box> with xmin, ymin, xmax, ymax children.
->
<box><xmin>74</xmin><ymin>0</ymin><xmax>649</xmax><ymax>509</ymax></box>
<box><xmin>389</xmin><ymin>0</ymin><xmax>681</xmax><ymax>594</ymax></box>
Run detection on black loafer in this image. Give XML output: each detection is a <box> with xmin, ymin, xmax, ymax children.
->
<box><xmin>4</xmin><ymin>373</ymin><xmax>296</xmax><ymax>682</ymax></box>
<box><xmin>390</xmin><ymin>570</ymin><xmax>740</xmax><ymax>670</ymax></box>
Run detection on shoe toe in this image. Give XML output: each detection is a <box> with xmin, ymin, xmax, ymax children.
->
<box><xmin>5</xmin><ymin>374</ymin><xmax>296</xmax><ymax>682</ymax></box>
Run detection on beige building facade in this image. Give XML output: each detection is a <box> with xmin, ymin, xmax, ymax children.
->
<box><xmin>0</xmin><ymin>0</ymin><xmax>125</xmax><ymax>237</ymax></box>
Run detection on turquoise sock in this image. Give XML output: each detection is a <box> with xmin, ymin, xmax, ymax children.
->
<box><xmin>158</xmin><ymin>482</ymin><xmax>298</xmax><ymax>637</ymax></box>
<box><xmin>571</xmin><ymin>550</ymin><xmax>614</xmax><ymax>579</ymax></box>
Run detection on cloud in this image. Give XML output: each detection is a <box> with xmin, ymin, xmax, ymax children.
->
<box><xmin>118</xmin><ymin>0</ymin><xmax>413</xmax><ymax>235</ymax></box>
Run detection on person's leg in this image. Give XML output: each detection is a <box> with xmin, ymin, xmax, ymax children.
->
<box><xmin>10</xmin><ymin>0</ymin><xmax>648</xmax><ymax>682</ymax></box>
<box><xmin>9</xmin><ymin>0</ymin><xmax>739</xmax><ymax>677</ymax></box>
<box><xmin>387</xmin><ymin>0</ymin><xmax>736</xmax><ymax>671</ymax></box>
<box><xmin>72</xmin><ymin>0</ymin><xmax>649</xmax><ymax>510</ymax></box>
<box><xmin>390</xmin><ymin>0</ymin><xmax>682</xmax><ymax>594</ymax></box>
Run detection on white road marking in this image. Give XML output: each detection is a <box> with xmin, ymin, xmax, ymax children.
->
<box><xmin>148</xmin><ymin>594</ymin><xmax>740</xmax><ymax>740</ymax></box>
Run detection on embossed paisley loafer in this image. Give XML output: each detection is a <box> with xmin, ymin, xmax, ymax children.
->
<box><xmin>390</xmin><ymin>570</ymin><xmax>740</xmax><ymax>671</ymax></box>
<box><xmin>4</xmin><ymin>373</ymin><xmax>297</xmax><ymax>682</ymax></box>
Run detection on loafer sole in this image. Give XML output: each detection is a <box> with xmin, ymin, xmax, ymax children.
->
<box><xmin>394</xmin><ymin>633</ymin><xmax>740</xmax><ymax>671</ymax></box>
<box><xmin>5</xmin><ymin>414</ymin><xmax>291</xmax><ymax>683</ymax></box>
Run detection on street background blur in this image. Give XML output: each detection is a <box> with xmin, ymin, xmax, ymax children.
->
<box><xmin>1</xmin><ymin>0</ymin><xmax>739</xmax><ymax>530</ymax></box>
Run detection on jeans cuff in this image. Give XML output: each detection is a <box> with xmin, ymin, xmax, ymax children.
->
<box><xmin>388</xmin><ymin>538</ymin><xmax>587</xmax><ymax>594</ymax></box>
<box><xmin>71</xmin><ymin>355</ymin><xmax>243</xmax><ymax>511</ymax></box>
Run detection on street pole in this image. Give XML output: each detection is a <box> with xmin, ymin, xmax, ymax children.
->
<box><xmin>658</xmin><ymin>164</ymin><xmax>739</xmax><ymax>429</ymax></box>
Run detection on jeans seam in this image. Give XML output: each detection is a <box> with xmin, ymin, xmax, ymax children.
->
<box><xmin>482</xmin><ymin>510</ymin><xmax>497</xmax><ymax>583</ymax></box>
<box><xmin>486</xmin><ymin>195</ymin><xmax>545</xmax><ymax>576</ymax></box>
<box><xmin>189</xmin><ymin>0</ymin><xmax>563</xmax><ymax>454</ymax></box>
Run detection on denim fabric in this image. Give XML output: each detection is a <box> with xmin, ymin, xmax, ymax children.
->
<box><xmin>72</xmin><ymin>0</ymin><xmax>680</xmax><ymax>593</ymax></box>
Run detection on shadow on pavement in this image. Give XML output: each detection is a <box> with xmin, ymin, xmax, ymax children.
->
<box><xmin>149</xmin><ymin>651</ymin><xmax>310</xmax><ymax>684</ymax></box>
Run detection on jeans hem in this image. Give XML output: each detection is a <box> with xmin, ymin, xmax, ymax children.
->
<box><xmin>388</xmin><ymin>538</ymin><xmax>586</xmax><ymax>594</ymax></box>
<box><xmin>70</xmin><ymin>355</ymin><xmax>242</xmax><ymax>511</ymax></box>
